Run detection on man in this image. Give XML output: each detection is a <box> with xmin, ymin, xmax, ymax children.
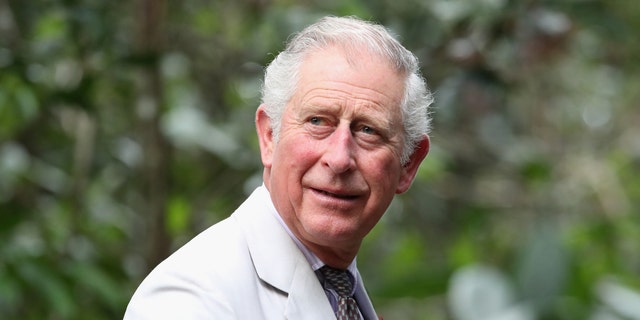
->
<box><xmin>124</xmin><ymin>15</ymin><xmax>432</xmax><ymax>319</ymax></box>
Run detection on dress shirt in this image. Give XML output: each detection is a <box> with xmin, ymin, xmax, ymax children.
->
<box><xmin>264</xmin><ymin>185</ymin><xmax>365</xmax><ymax>319</ymax></box>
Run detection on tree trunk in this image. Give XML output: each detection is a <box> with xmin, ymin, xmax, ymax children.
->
<box><xmin>134</xmin><ymin>0</ymin><xmax>171</xmax><ymax>271</ymax></box>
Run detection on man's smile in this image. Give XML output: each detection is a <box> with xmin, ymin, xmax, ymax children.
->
<box><xmin>311</xmin><ymin>187</ymin><xmax>361</xmax><ymax>200</ymax></box>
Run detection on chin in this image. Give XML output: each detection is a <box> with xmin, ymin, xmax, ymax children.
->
<box><xmin>308</xmin><ymin>225</ymin><xmax>362</xmax><ymax>245</ymax></box>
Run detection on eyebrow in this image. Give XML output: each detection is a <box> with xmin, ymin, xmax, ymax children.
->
<box><xmin>299</xmin><ymin>101</ymin><xmax>398</xmax><ymax>136</ymax></box>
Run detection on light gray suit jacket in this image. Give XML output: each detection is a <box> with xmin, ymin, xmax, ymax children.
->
<box><xmin>124</xmin><ymin>186</ymin><xmax>378</xmax><ymax>319</ymax></box>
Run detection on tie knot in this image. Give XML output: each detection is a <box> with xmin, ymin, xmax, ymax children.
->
<box><xmin>320</xmin><ymin>266</ymin><xmax>353</xmax><ymax>297</ymax></box>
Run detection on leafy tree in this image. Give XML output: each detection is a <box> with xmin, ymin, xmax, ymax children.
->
<box><xmin>1</xmin><ymin>0</ymin><xmax>638</xmax><ymax>319</ymax></box>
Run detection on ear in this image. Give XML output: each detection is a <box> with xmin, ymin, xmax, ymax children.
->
<box><xmin>256</xmin><ymin>104</ymin><xmax>275</xmax><ymax>168</ymax></box>
<box><xmin>396</xmin><ymin>135</ymin><xmax>430</xmax><ymax>194</ymax></box>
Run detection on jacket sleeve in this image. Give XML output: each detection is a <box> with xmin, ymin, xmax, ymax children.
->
<box><xmin>123</xmin><ymin>268</ymin><xmax>236</xmax><ymax>319</ymax></box>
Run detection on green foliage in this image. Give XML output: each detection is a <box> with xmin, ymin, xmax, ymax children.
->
<box><xmin>1</xmin><ymin>0</ymin><xmax>639</xmax><ymax>319</ymax></box>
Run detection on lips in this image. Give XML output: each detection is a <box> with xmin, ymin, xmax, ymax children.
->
<box><xmin>313</xmin><ymin>188</ymin><xmax>359</xmax><ymax>200</ymax></box>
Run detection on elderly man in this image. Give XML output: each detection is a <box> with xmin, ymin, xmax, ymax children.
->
<box><xmin>124</xmin><ymin>15</ymin><xmax>432</xmax><ymax>319</ymax></box>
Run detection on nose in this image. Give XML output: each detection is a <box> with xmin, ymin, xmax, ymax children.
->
<box><xmin>322</xmin><ymin>124</ymin><xmax>356</xmax><ymax>174</ymax></box>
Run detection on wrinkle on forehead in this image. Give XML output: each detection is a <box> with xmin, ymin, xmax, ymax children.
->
<box><xmin>298</xmin><ymin>47</ymin><xmax>404</xmax><ymax>102</ymax></box>
<box><xmin>297</xmin><ymin>47</ymin><xmax>404</xmax><ymax>117</ymax></box>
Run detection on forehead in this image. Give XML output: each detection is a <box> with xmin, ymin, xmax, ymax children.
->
<box><xmin>293</xmin><ymin>46</ymin><xmax>405</xmax><ymax>112</ymax></box>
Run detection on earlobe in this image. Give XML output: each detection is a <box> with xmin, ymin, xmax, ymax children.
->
<box><xmin>396</xmin><ymin>136</ymin><xmax>430</xmax><ymax>194</ymax></box>
<box><xmin>256</xmin><ymin>104</ymin><xmax>274</xmax><ymax>168</ymax></box>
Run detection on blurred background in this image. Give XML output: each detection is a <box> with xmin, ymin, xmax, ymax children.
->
<box><xmin>1</xmin><ymin>0</ymin><xmax>639</xmax><ymax>319</ymax></box>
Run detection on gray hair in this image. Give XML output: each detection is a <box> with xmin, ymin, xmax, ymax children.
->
<box><xmin>261</xmin><ymin>16</ymin><xmax>433</xmax><ymax>164</ymax></box>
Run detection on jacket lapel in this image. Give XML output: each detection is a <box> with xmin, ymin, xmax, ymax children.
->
<box><xmin>233</xmin><ymin>186</ymin><xmax>335</xmax><ymax>319</ymax></box>
<box><xmin>284</xmin><ymin>261</ymin><xmax>336</xmax><ymax>319</ymax></box>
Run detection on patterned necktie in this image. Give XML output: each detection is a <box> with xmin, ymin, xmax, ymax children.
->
<box><xmin>320</xmin><ymin>266</ymin><xmax>360</xmax><ymax>320</ymax></box>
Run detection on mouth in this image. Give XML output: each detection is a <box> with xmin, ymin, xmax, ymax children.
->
<box><xmin>313</xmin><ymin>188</ymin><xmax>359</xmax><ymax>200</ymax></box>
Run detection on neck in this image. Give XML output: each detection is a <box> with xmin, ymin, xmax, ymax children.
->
<box><xmin>302</xmin><ymin>239</ymin><xmax>361</xmax><ymax>269</ymax></box>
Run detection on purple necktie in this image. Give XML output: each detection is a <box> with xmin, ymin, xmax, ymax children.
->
<box><xmin>320</xmin><ymin>266</ymin><xmax>360</xmax><ymax>320</ymax></box>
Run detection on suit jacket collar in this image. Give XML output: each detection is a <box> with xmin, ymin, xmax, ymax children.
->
<box><xmin>234</xmin><ymin>186</ymin><xmax>335</xmax><ymax>319</ymax></box>
<box><xmin>234</xmin><ymin>186</ymin><xmax>378</xmax><ymax>320</ymax></box>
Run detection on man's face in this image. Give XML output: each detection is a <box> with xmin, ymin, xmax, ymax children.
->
<box><xmin>257</xmin><ymin>46</ymin><xmax>426</xmax><ymax>254</ymax></box>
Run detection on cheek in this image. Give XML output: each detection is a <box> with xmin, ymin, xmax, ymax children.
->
<box><xmin>272</xmin><ymin>137</ymin><xmax>319</xmax><ymax>174</ymax></box>
<box><xmin>362</xmin><ymin>153</ymin><xmax>402</xmax><ymax>183</ymax></box>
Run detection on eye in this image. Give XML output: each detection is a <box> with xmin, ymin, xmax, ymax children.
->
<box><xmin>304</xmin><ymin>115</ymin><xmax>333</xmax><ymax>138</ymax></box>
<box><xmin>361</xmin><ymin>125</ymin><xmax>376</xmax><ymax>135</ymax></box>
<box><xmin>309</xmin><ymin>116</ymin><xmax>322</xmax><ymax>125</ymax></box>
<box><xmin>354</xmin><ymin>123</ymin><xmax>388</xmax><ymax>145</ymax></box>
